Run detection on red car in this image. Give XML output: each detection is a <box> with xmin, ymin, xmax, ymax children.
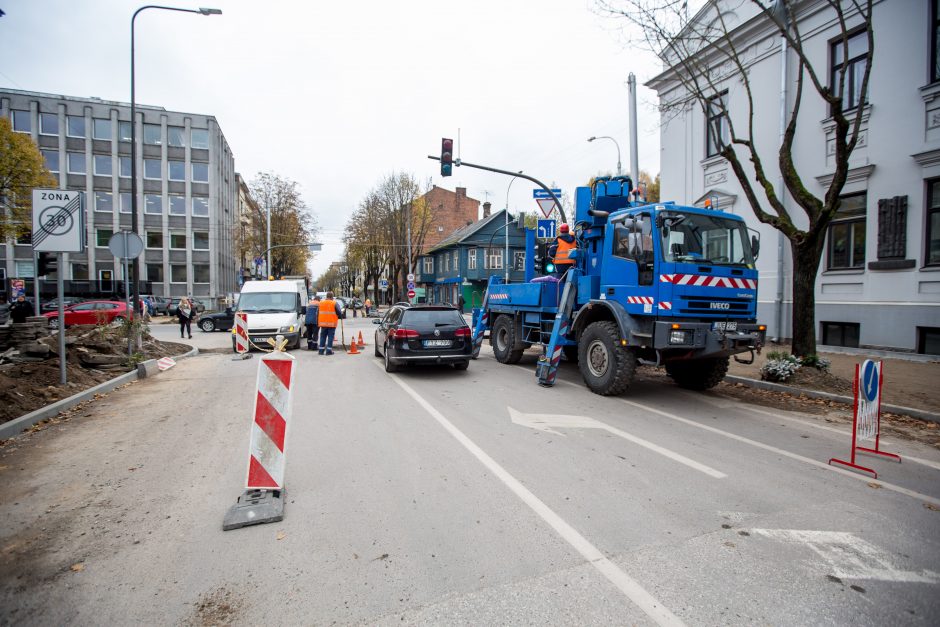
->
<box><xmin>43</xmin><ymin>300</ymin><xmax>133</xmax><ymax>329</ymax></box>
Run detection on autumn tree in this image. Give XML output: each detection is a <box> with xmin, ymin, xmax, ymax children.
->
<box><xmin>249</xmin><ymin>172</ymin><xmax>319</xmax><ymax>278</ymax></box>
<box><xmin>599</xmin><ymin>0</ymin><xmax>874</xmax><ymax>355</ymax></box>
<box><xmin>0</xmin><ymin>118</ymin><xmax>56</xmax><ymax>241</ymax></box>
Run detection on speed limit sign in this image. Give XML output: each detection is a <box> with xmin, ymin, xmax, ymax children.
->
<box><xmin>32</xmin><ymin>189</ymin><xmax>86</xmax><ymax>252</ymax></box>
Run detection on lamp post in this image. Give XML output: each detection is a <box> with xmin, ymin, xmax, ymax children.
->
<box><xmin>130</xmin><ymin>5</ymin><xmax>221</xmax><ymax>312</ymax></box>
<box><xmin>587</xmin><ymin>135</ymin><xmax>622</xmax><ymax>176</ymax></box>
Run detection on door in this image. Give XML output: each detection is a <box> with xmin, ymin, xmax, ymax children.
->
<box><xmin>68</xmin><ymin>302</ymin><xmax>98</xmax><ymax>325</ymax></box>
<box><xmin>376</xmin><ymin>306</ymin><xmax>402</xmax><ymax>351</ymax></box>
<box><xmin>99</xmin><ymin>269</ymin><xmax>113</xmax><ymax>293</ymax></box>
<box><xmin>603</xmin><ymin>212</ymin><xmax>658</xmax><ymax>315</ymax></box>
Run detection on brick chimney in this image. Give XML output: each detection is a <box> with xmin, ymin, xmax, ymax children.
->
<box><xmin>482</xmin><ymin>201</ymin><xmax>491</xmax><ymax>218</ymax></box>
<box><xmin>456</xmin><ymin>187</ymin><xmax>466</xmax><ymax>198</ymax></box>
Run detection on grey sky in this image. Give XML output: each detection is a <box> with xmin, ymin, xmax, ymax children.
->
<box><xmin>0</xmin><ymin>0</ymin><xmax>662</xmax><ymax>278</ymax></box>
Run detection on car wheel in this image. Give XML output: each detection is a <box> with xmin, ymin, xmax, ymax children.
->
<box><xmin>111</xmin><ymin>316</ymin><xmax>126</xmax><ymax>327</ymax></box>
<box><xmin>384</xmin><ymin>344</ymin><xmax>399</xmax><ymax>373</ymax></box>
<box><xmin>453</xmin><ymin>361</ymin><xmax>469</xmax><ymax>371</ymax></box>
<box><xmin>200</xmin><ymin>319</ymin><xmax>216</xmax><ymax>332</ymax></box>
<box><xmin>48</xmin><ymin>317</ymin><xmax>59</xmax><ymax>329</ymax></box>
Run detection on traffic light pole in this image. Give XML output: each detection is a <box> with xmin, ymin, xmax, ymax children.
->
<box><xmin>426</xmin><ymin>156</ymin><xmax>567</xmax><ymax>224</ymax></box>
<box><xmin>33</xmin><ymin>252</ymin><xmax>40</xmax><ymax>316</ymax></box>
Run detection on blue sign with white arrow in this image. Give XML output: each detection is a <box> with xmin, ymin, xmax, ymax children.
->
<box><xmin>537</xmin><ymin>219</ymin><xmax>556</xmax><ymax>239</ymax></box>
<box><xmin>533</xmin><ymin>188</ymin><xmax>562</xmax><ymax>199</ymax></box>
<box><xmin>861</xmin><ymin>360</ymin><xmax>880</xmax><ymax>402</ymax></box>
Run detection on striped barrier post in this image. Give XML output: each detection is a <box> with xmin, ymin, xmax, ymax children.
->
<box><xmin>234</xmin><ymin>312</ymin><xmax>249</xmax><ymax>354</ymax></box>
<box><xmin>224</xmin><ymin>340</ymin><xmax>296</xmax><ymax>530</ymax></box>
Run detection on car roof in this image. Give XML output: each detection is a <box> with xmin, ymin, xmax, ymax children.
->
<box><xmin>403</xmin><ymin>305</ymin><xmax>459</xmax><ymax>311</ymax></box>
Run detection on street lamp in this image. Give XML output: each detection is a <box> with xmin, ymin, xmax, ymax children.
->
<box><xmin>587</xmin><ymin>135</ymin><xmax>622</xmax><ymax>176</ymax></box>
<box><xmin>130</xmin><ymin>5</ymin><xmax>221</xmax><ymax>313</ymax></box>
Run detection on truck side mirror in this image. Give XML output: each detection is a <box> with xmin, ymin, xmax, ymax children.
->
<box><xmin>750</xmin><ymin>234</ymin><xmax>760</xmax><ymax>260</ymax></box>
<box><xmin>300</xmin><ymin>305</ymin><xmax>307</xmax><ymax>315</ymax></box>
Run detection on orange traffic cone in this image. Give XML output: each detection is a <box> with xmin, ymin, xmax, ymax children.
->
<box><xmin>348</xmin><ymin>335</ymin><xmax>359</xmax><ymax>354</ymax></box>
<box><xmin>357</xmin><ymin>331</ymin><xmax>366</xmax><ymax>348</ymax></box>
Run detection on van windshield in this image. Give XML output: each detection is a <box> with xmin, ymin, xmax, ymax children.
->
<box><xmin>237</xmin><ymin>292</ymin><xmax>298</xmax><ymax>313</ymax></box>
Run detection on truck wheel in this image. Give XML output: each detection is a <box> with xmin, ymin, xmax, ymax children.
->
<box><xmin>578</xmin><ymin>321</ymin><xmax>636</xmax><ymax>396</ymax></box>
<box><xmin>491</xmin><ymin>315</ymin><xmax>523</xmax><ymax>364</ymax></box>
<box><xmin>665</xmin><ymin>357</ymin><xmax>729</xmax><ymax>391</ymax></box>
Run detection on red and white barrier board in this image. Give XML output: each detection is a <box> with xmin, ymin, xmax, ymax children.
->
<box><xmin>157</xmin><ymin>357</ymin><xmax>176</xmax><ymax>371</ymax></box>
<box><xmin>246</xmin><ymin>351</ymin><xmax>296</xmax><ymax>490</ymax></box>
<box><xmin>828</xmin><ymin>360</ymin><xmax>901</xmax><ymax>478</ymax></box>
<box><xmin>234</xmin><ymin>312</ymin><xmax>249</xmax><ymax>354</ymax></box>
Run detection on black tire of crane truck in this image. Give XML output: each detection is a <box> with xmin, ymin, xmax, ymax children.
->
<box><xmin>491</xmin><ymin>315</ymin><xmax>524</xmax><ymax>364</ymax></box>
<box><xmin>665</xmin><ymin>356</ymin><xmax>729</xmax><ymax>391</ymax></box>
<box><xmin>578</xmin><ymin>321</ymin><xmax>637</xmax><ymax>396</ymax></box>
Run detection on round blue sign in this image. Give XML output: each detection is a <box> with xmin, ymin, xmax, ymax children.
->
<box><xmin>860</xmin><ymin>360</ymin><xmax>879</xmax><ymax>402</ymax></box>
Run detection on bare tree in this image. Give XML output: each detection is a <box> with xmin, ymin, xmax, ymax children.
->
<box><xmin>249</xmin><ymin>172</ymin><xmax>319</xmax><ymax>278</ymax></box>
<box><xmin>599</xmin><ymin>0</ymin><xmax>874</xmax><ymax>355</ymax></box>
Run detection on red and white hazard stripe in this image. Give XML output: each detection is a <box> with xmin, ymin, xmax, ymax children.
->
<box><xmin>246</xmin><ymin>352</ymin><xmax>295</xmax><ymax>490</ymax></box>
<box><xmin>157</xmin><ymin>357</ymin><xmax>176</xmax><ymax>371</ymax></box>
<box><xmin>660</xmin><ymin>274</ymin><xmax>756</xmax><ymax>289</ymax></box>
<box><xmin>626</xmin><ymin>296</ymin><xmax>654</xmax><ymax>305</ymax></box>
<box><xmin>234</xmin><ymin>312</ymin><xmax>249</xmax><ymax>354</ymax></box>
<box><xmin>658</xmin><ymin>302</ymin><xmax>672</xmax><ymax>310</ymax></box>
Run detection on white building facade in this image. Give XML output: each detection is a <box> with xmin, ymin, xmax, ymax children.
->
<box><xmin>648</xmin><ymin>0</ymin><xmax>939</xmax><ymax>354</ymax></box>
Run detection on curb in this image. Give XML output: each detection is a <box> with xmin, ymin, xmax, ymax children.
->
<box><xmin>724</xmin><ymin>375</ymin><xmax>940</xmax><ymax>424</ymax></box>
<box><xmin>0</xmin><ymin>345</ymin><xmax>199</xmax><ymax>441</ymax></box>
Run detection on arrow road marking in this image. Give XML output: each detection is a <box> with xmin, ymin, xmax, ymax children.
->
<box><xmin>508</xmin><ymin>407</ymin><xmax>727</xmax><ymax>479</ymax></box>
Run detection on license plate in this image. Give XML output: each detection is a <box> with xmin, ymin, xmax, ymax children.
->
<box><xmin>712</xmin><ymin>321</ymin><xmax>737</xmax><ymax>332</ymax></box>
<box><xmin>423</xmin><ymin>339</ymin><xmax>452</xmax><ymax>347</ymax></box>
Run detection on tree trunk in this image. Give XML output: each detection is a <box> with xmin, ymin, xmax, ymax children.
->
<box><xmin>789</xmin><ymin>238</ymin><xmax>824</xmax><ymax>357</ymax></box>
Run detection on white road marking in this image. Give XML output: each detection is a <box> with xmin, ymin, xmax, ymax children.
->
<box><xmin>508</xmin><ymin>406</ymin><xmax>726</xmax><ymax>479</ymax></box>
<box><xmin>749</xmin><ymin>529</ymin><xmax>940</xmax><ymax>583</ymax></box>
<box><xmin>374</xmin><ymin>362</ymin><xmax>685</xmax><ymax>627</ymax></box>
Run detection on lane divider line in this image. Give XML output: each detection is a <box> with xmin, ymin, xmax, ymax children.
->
<box><xmin>373</xmin><ymin>361</ymin><xmax>685</xmax><ymax>627</ymax></box>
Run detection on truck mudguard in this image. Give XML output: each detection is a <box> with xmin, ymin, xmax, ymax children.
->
<box><xmin>571</xmin><ymin>298</ymin><xmax>649</xmax><ymax>342</ymax></box>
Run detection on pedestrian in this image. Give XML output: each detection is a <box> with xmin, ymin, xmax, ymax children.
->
<box><xmin>305</xmin><ymin>295</ymin><xmax>320</xmax><ymax>351</ymax></box>
<box><xmin>457</xmin><ymin>293</ymin><xmax>465</xmax><ymax>314</ymax></box>
<box><xmin>364</xmin><ymin>297</ymin><xmax>372</xmax><ymax>317</ymax></box>
<box><xmin>352</xmin><ymin>296</ymin><xmax>358</xmax><ymax>318</ymax></box>
<box><xmin>316</xmin><ymin>291</ymin><xmax>342</xmax><ymax>355</ymax></box>
<box><xmin>177</xmin><ymin>296</ymin><xmax>196</xmax><ymax>339</ymax></box>
<box><xmin>548</xmin><ymin>223</ymin><xmax>577</xmax><ymax>278</ymax></box>
<box><xmin>9</xmin><ymin>294</ymin><xmax>32</xmax><ymax>324</ymax></box>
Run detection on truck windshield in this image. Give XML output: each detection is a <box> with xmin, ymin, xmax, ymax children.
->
<box><xmin>658</xmin><ymin>212</ymin><xmax>754</xmax><ymax>265</ymax></box>
<box><xmin>236</xmin><ymin>292</ymin><xmax>298</xmax><ymax>313</ymax></box>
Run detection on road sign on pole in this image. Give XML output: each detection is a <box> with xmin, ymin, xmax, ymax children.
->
<box><xmin>537</xmin><ymin>219</ymin><xmax>556</xmax><ymax>239</ymax></box>
<box><xmin>536</xmin><ymin>198</ymin><xmax>557</xmax><ymax>218</ymax></box>
<box><xmin>407</xmin><ymin>289</ymin><xmax>416</xmax><ymax>299</ymax></box>
<box><xmin>32</xmin><ymin>190</ymin><xmax>85</xmax><ymax>252</ymax></box>
<box><xmin>533</xmin><ymin>188</ymin><xmax>562</xmax><ymax>199</ymax></box>
<box><xmin>407</xmin><ymin>273</ymin><xmax>415</xmax><ymax>282</ymax></box>
<box><xmin>407</xmin><ymin>281</ymin><xmax>415</xmax><ymax>290</ymax></box>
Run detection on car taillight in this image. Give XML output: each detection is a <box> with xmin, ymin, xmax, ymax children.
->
<box><xmin>390</xmin><ymin>328</ymin><xmax>419</xmax><ymax>339</ymax></box>
<box><xmin>455</xmin><ymin>327</ymin><xmax>471</xmax><ymax>337</ymax></box>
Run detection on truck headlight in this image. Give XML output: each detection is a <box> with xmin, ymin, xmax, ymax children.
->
<box><xmin>669</xmin><ymin>330</ymin><xmax>691</xmax><ymax>344</ymax></box>
<box><xmin>279</xmin><ymin>324</ymin><xmax>295</xmax><ymax>333</ymax></box>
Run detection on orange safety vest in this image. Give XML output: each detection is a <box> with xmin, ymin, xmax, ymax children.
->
<box><xmin>318</xmin><ymin>299</ymin><xmax>338</xmax><ymax>328</ymax></box>
<box><xmin>554</xmin><ymin>237</ymin><xmax>576</xmax><ymax>265</ymax></box>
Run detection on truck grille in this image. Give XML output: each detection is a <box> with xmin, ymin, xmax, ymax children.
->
<box><xmin>677</xmin><ymin>295</ymin><xmax>751</xmax><ymax>316</ymax></box>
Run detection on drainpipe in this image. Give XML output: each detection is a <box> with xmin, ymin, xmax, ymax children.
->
<box><xmin>773</xmin><ymin>32</ymin><xmax>788</xmax><ymax>343</ymax></box>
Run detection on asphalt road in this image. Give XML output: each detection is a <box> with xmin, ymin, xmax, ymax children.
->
<box><xmin>2</xmin><ymin>316</ymin><xmax>938</xmax><ymax>625</ymax></box>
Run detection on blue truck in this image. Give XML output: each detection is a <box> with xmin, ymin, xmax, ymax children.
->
<box><xmin>472</xmin><ymin>176</ymin><xmax>766</xmax><ymax>395</ymax></box>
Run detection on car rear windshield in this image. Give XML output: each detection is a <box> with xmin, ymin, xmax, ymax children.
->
<box><xmin>401</xmin><ymin>309</ymin><xmax>465</xmax><ymax>329</ymax></box>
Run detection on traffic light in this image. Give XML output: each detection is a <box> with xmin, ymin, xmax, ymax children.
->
<box><xmin>534</xmin><ymin>241</ymin><xmax>555</xmax><ymax>274</ymax></box>
<box><xmin>440</xmin><ymin>137</ymin><xmax>453</xmax><ymax>177</ymax></box>
<box><xmin>37</xmin><ymin>252</ymin><xmax>57</xmax><ymax>277</ymax></box>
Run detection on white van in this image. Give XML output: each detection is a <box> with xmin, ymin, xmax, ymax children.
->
<box><xmin>233</xmin><ymin>279</ymin><xmax>308</xmax><ymax>351</ymax></box>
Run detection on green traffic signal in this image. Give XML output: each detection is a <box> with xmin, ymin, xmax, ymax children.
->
<box><xmin>545</xmin><ymin>261</ymin><xmax>556</xmax><ymax>274</ymax></box>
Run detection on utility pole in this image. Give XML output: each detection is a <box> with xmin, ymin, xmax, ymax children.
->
<box><xmin>628</xmin><ymin>73</ymin><xmax>640</xmax><ymax>188</ymax></box>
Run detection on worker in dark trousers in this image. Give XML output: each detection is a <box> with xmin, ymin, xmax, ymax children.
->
<box><xmin>305</xmin><ymin>295</ymin><xmax>320</xmax><ymax>350</ymax></box>
<box><xmin>548</xmin><ymin>223</ymin><xmax>577</xmax><ymax>278</ymax></box>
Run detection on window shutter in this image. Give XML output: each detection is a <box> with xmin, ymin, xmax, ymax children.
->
<box><xmin>876</xmin><ymin>195</ymin><xmax>907</xmax><ymax>259</ymax></box>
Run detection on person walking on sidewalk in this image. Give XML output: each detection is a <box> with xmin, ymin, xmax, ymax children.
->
<box><xmin>317</xmin><ymin>291</ymin><xmax>343</xmax><ymax>355</ymax></box>
<box><xmin>305</xmin><ymin>295</ymin><xmax>320</xmax><ymax>351</ymax></box>
<box><xmin>177</xmin><ymin>297</ymin><xmax>196</xmax><ymax>339</ymax></box>
<box><xmin>9</xmin><ymin>295</ymin><xmax>32</xmax><ymax>324</ymax></box>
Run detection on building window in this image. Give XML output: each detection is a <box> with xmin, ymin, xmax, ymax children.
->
<box><xmin>821</xmin><ymin>321</ymin><xmax>860</xmax><ymax>348</ymax></box>
<box><xmin>15</xmin><ymin>260</ymin><xmax>34</xmax><ymax>277</ymax></box>
<box><xmin>192</xmin><ymin>162</ymin><xmax>209</xmax><ymax>182</ymax></box>
<box><xmin>191</xmin><ymin>128</ymin><xmax>209</xmax><ymax>149</ymax></box>
<box><xmin>143</xmin><ymin>123</ymin><xmax>161</xmax><ymax>145</ymax></box>
<box><xmin>193</xmin><ymin>264</ymin><xmax>210</xmax><ymax>283</ymax></box>
<box><xmin>119</xmin><ymin>192</ymin><xmax>132</xmax><ymax>214</ymax></box>
<box><xmin>918</xmin><ymin>327</ymin><xmax>940</xmax><ymax>355</ymax></box>
<box><xmin>193</xmin><ymin>231</ymin><xmax>209</xmax><ymax>250</ymax></box>
<box><xmin>514</xmin><ymin>251</ymin><xmax>526</xmax><ymax>271</ymax></box>
<box><xmin>168</xmin><ymin>160</ymin><xmax>185</xmax><ymax>181</ymax></box>
<box><xmin>146</xmin><ymin>231</ymin><xmax>163</xmax><ymax>248</ymax></box>
<box><xmin>66</xmin><ymin>115</ymin><xmax>85</xmax><ymax>138</ymax></box>
<box><xmin>192</xmin><ymin>196</ymin><xmax>209</xmax><ymax>216</ymax></box>
<box><xmin>440</xmin><ymin>253</ymin><xmax>449</xmax><ymax>273</ymax></box>
<box><xmin>12</xmin><ymin>110</ymin><xmax>30</xmax><ymax>133</ymax></box>
<box><xmin>453</xmin><ymin>250</ymin><xmax>459</xmax><ymax>270</ymax></box>
<box><xmin>168</xmin><ymin>195</ymin><xmax>186</xmax><ymax>215</ymax></box>
<box><xmin>95</xmin><ymin>228</ymin><xmax>114</xmax><ymax>247</ymax></box>
<box><xmin>144</xmin><ymin>158</ymin><xmax>161</xmax><ymax>180</ymax></box>
<box><xmin>39</xmin><ymin>113</ymin><xmax>58</xmax><ymax>135</ymax></box>
<box><xmin>926</xmin><ymin>179</ymin><xmax>940</xmax><ymax>266</ymax></box>
<box><xmin>167</xmin><ymin>126</ymin><xmax>185</xmax><ymax>147</ymax></box>
<box><xmin>72</xmin><ymin>263</ymin><xmax>89</xmax><ymax>281</ymax></box>
<box><xmin>467</xmin><ymin>248</ymin><xmax>477</xmax><ymax>270</ymax></box>
<box><xmin>94</xmin><ymin>192</ymin><xmax>113</xmax><ymax>212</ymax></box>
<box><xmin>41</xmin><ymin>149</ymin><xmax>59</xmax><ymax>173</ymax></box>
<box><xmin>934</xmin><ymin>1</ymin><xmax>940</xmax><ymax>82</ymax></box>
<box><xmin>706</xmin><ymin>91</ymin><xmax>729</xmax><ymax>158</ymax></box>
<box><xmin>16</xmin><ymin>232</ymin><xmax>32</xmax><ymax>245</ymax></box>
<box><xmin>67</xmin><ymin>152</ymin><xmax>86</xmax><ymax>174</ymax></box>
<box><xmin>170</xmin><ymin>264</ymin><xmax>187</xmax><ymax>283</ymax></box>
<box><xmin>119</xmin><ymin>156</ymin><xmax>131</xmax><ymax>178</ymax></box>
<box><xmin>146</xmin><ymin>263</ymin><xmax>164</xmax><ymax>282</ymax></box>
<box><xmin>93</xmin><ymin>118</ymin><xmax>112</xmax><ymax>141</ymax></box>
<box><xmin>118</xmin><ymin>121</ymin><xmax>132</xmax><ymax>142</ymax></box>
<box><xmin>169</xmin><ymin>232</ymin><xmax>187</xmax><ymax>249</ymax></box>
<box><xmin>423</xmin><ymin>257</ymin><xmax>433</xmax><ymax>274</ymax></box>
<box><xmin>145</xmin><ymin>194</ymin><xmax>162</xmax><ymax>215</ymax></box>
<box><xmin>827</xmin><ymin>192</ymin><xmax>867</xmax><ymax>269</ymax></box>
<box><xmin>486</xmin><ymin>248</ymin><xmax>503</xmax><ymax>270</ymax></box>
<box><xmin>830</xmin><ymin>29</ymin><xmax>869</xmax><ymax>112</ymax></box>
<box><xmin>93</xmin><ymin>154</ymin><xmax>112</xmax><ymax>176</ymax></box>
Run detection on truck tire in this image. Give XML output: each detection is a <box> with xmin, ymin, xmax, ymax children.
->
<box><xmin>491</xmin><ymin>315</ymin><xmax>523</xmax><ymax>364</ymax></box>
<box><xmin>665</xmin><ymin>357</ymin><xmax>729</xmax><ymax>391</ymax></box>
<box><xmin>578</xmin><ymin>321</ymin><xmax>636</xmax><ymax>396</ymax></box>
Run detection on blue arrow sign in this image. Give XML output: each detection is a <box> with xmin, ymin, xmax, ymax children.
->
<box><xmin>537</xmin><ymin>219</ymin><xmax>556</xmax><ymax>239</ymax></box>
<box><xmin>861</xmin><ymin>360</ymin><xmax>879</xmax><ymax>402</ymax></box>
<box><xmin>533</xmin><ymin>188</ymin><xmax>562</xmax><ymax>199</ymax></box>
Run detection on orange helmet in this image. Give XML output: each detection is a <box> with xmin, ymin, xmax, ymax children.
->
<box><xmin>559</xmin><ymin>224</ymin><xmax>570</xmax><ymax>233</ymax></box>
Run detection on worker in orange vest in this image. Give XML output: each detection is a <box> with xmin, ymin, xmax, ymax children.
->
<box><xmin>548</xmin><ymin>223</ymin><xmax>577</xmax><ymax>277</ymax></box>
<box><xmin>317</xmin><ymin>291</ymin><xmax>344</xmax><ymax>355</ymax></box>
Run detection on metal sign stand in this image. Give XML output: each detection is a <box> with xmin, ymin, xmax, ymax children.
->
<box><xmin>57</xmin><ymin>253</ymin><xmax>65</xmax><ymax>385</ymax></box>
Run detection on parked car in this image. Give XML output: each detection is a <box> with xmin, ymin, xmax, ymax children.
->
<box><xmin>142</xmin><ymin>295</ymin><xmax>172</xmax><ymax>315</ymax></box>
<box><xmin>166</xmin><ymin>298</ymin><xmax>206</xmax><ymax>317</ymax></box>
<box><xmin>373</xmin><ymin>304</ymin><xmax>471</xmax><ymax>372</ymax></box>
<box><xmin>42</xmin><ymin>300</ymin><xmax>132</xmax><ymax>329</ymax></box>
<box><xmin>198</xmin><ymin>307</ymin><xmax>235</xmax><ymax>332</ymax></box>
<box><xmin>40</xmin><ymin>297</ymin><xmax>85</xmax><ymax>313</ymax></box>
